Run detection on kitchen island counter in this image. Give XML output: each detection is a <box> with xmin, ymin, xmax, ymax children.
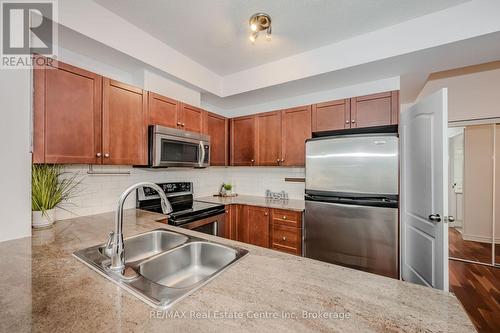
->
<box><xmin>0</xmin><ymin>210</ymin><xmax>473</xmax><ymax>332</ymax></box>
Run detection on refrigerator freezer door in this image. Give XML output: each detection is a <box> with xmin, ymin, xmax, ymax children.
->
<box><xmin>306</xmin><ymin>135</ymin><xmax>398</xmax><ymax>195</ymax></box>
<box><xmin>304</xmin><ymin>199</ymin><xmax>399</xmax><ymax>279</ymax></box>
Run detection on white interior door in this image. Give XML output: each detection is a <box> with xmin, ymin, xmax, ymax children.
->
<box><xmin>401</xmin><ymin>89</ymin><xmax>449</xmax><ymax>291</ymax></box>
<box><xmin>448</xmin><ymin>138</ymin><xmax>458</xmax><ymax>227</ymax></box>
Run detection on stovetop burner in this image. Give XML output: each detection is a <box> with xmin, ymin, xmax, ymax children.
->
<box><xmin>136</xmin><ymin>182</ymin><xmax>225</xmax><ymax>226</ymax></box>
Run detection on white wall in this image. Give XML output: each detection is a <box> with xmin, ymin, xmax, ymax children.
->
<box><xmin>417</xmin><ymin>62</ymin><xmax>500</xmax><ymax>122</ymax></box>
<box><xmin>58</xmin><ymin>0</ymin><xmax>222</xmax><ymax>95</ymax></box>
<box><xmin>463</xmin><ymin>125</ymin><xmax>494</xmax><ymax>243</ymax></box>
<box><xmin>204</xmin><ymin>76</ymin><xmax>400</xmax><ymax>117</ymax></box>
<box><xmin>56</xmin><ymin>166</ymin><xmax>305</xmax><ymax>221</ymax></box>
<box><xmin>0</xmin><ymin>69</ymin><xmax>32</xmax><ymax>242</ymax></box>
<box><xmin>143</xmin><ymin>70</ymin><xmax>200</xmax><ymax>107</ymax></box>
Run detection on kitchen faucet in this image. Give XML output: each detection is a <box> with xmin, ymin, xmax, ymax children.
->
<box><xmin>108</xmin><ymin>182</ymin><xmax>173</xmax><ymax>273</ymax></box>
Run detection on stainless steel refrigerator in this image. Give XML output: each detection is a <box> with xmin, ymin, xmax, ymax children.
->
<box><xmin>304</xmin><ymin>132</ymin><xmax>399</xmax><ymax>279</ymax></box>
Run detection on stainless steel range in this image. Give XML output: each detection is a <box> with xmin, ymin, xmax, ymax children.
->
<box><xmin>136</xmin><ymin>182</ymin><xmax>225</xmax><ymax>236</ymax></box>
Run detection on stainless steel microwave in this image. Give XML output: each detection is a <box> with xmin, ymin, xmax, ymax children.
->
<box><xmin>148</xmin><ymin>125</ymin><xmax>210</xmax><ymax>168</ymax></box>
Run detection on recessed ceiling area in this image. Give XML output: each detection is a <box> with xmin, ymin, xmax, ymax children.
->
<box><xmin>93</xmin><ymin>0</ymin><xmax>469</xmax><ymax>75</ymax></box>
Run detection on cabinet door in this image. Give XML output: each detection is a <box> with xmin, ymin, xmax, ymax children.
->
<box><xmin>245</xmin><ymin>206</ymin><xmax>270</xmax><ymax>248</ymax></box>
<box><xmin>311</xmin><ymin>99</ymin><xmax>350</xmax><ymax>132</ymax></box>
<box><xmin>148</xmin><ymin>92</ymin><xmax>179</xmax><ymax>128</ymax></box>
<box><xmin>224</xmin><ymin>205</ymin><xmax>238</xmax><ymax>240</ymax></box>
<box><xmin>351</xmin><ymin>91</ymin><xmax>399</xmax><ymax>128</ymax></box>
<box><xmin>180</xmin><ymin>103</ymin><xmax>204</xmax><ymax>133</ymax></box>
<box><xmin>256</xmin><ymin>111</ymin><xmax>282</xmax><ymax>166</ymax></box>
<box><xmin>281</xmin><ymin>106</ymin><xmax>312</xmax><ymax>166</ymax></box>
<box><xmin>33</xmin><ymin>58</ymin><xmax>102</xmax><ymax>164</ymax></box>
<box><xmin>271</xmin><ymin>224</ymin><xmax>302</xmax><ymax>255</ymax></box>
<box><xmin>230</xmin><ymin>115</ymin><xmax>257</xmax><ymax>166</ymax></box>
<box><xmin>102</xmin><ymin>79</ymin><xmax>148</xmax><ymax>165</ymax></box>
<box><xmin>204</xmin><ymin>112</ymin><xmax>228</xmax><ymax>166</ymax></box>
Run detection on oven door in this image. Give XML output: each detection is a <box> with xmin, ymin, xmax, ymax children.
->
<box><xmin>152</xmin><ymin>133</ymin><xmax>208</xmax><ymax>168</ymax></box>
<box><xmin>180</xmin><ymin>213</ymin><xmax>225</xmax><ymax>237</ymax></box>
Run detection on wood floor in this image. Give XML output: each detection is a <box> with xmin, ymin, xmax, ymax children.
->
<box><xmin>449</xmin><ymin>227</ymin><xmax>494</xmax><ymax>264</ymax></box>
<box><xmin>449</xmin><ymin>260</ymin><xmax>500</xmax><ymax>333</ymax></box>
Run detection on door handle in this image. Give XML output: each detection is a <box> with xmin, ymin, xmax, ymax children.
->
<box><xmin>198</xmin><ymin>141</ymin><xmax>205</xmax><ymax>167</ymax></box>
<box><xmin>444</xmin><ymin>216</ymin><xmax>455</xmax><ymax>223</ymax></box>
<box><xmin>428</xmin><ymin>214</ymin><xmax>441</xmax><ymax>223</ymax></box>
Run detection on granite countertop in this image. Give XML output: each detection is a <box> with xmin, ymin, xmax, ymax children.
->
<box><xmin>0</xmin><ymin>210</ymin><xmax>474</xmax><ymax>332</ymax></box>
<box><xmin>196</xmin><ymin>195</ymin><xmax>305</xmax><ymax>211</ymax></box>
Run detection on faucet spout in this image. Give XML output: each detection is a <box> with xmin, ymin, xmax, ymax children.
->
<box><xmin>109</xmin><ymin>182</ymin><xmax>173</xmax><ymax>272</ymax></box>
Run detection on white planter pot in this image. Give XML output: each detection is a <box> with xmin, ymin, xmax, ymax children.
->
<box><xmin>32</xmin><ymin>209</ymin><xmax>56</xmax><ymax>229</ymax></box>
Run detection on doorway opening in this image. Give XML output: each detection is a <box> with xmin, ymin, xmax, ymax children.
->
<box><xmin>447</xmin><ymin>123</ymin><xmax>499</xmax><ymax>266</ymax></box>
<box><xmin>447</xmin><ymin>122</ymin><xmax>500</xmax><ymax>332</ymax></box>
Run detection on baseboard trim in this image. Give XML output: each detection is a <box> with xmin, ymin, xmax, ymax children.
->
<box><xmin>461</xmin><ymin>234</ymin><xmax>500</xmax><ymax>244</ymax></box>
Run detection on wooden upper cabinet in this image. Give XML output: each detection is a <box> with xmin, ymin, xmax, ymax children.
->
<box><xmin>281</xmin><ymin>106</ymin><xmax>312</xmax><ymax>166</ymax></box>
<box><xmin>231</xmin><ymin>115</ymin><xmax>257</xmax><ymax>166</ymax></box>
<box><xmin>351</xmin><ymin>91</ymin><xmax>399</xmax><ymax>128</ymax></box>
<box><xmin>204</xmin><ymin>112</ymin><xmax>228</xmax><ymax>166</ymax></box>
<box><xmin>256</xmin><ymin>111</ymin><xmax>282</xmax><ymax>166</ymax></box>
<box><xmin>245</xmin><ymin>206</ymin><xmax>270</xmax><ymax>248</ymax></box>
<box><xmin>102</xmin><ymin>79</ymin><xmax>148</xmax><ymax>165</ymax></box>
<box><xmin>180</xmin><ymin>103</ymin><xmax>204</xmax><ymax>133</ymax></box>
<box><xmin>312</xmin><ymin>99</ymin><xmax>350</xmax><ymax>132</ymax></box>
<box><xmin>148</xmin><ymin>96</ymin><xmax>204</xmax><ymax>133</ymax></box>
<box><xmin>33</xmin><ymin>58</ymin><xmax>102</xmax><ymax>164</ymax></box>
<box><xmin>148</xmin><ymin>92</ymin><xmax>179</xmax><ymax>128</ymax></box>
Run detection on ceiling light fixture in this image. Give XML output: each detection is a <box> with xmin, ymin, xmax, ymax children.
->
<box><xmin>248</xmin><ymin>13</ymin><xmax>272</xmax><ymax>44</ymax></box>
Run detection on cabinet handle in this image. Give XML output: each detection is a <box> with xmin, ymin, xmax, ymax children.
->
<box><xmin>276</xmin><ymin>158</ymin><xmax>280</xmax><ymax>164</ymax></box>
<box><xmin>104</xmin><ymin>153</ymin><xmax>110</xmax><ymax>158</ymax></box>
<box><xmin>225</xmin><ymin>210</ymin><xmax>229</xmax><ymax>213</ymax></box>
<box><xmin>96</xmin><ymin>153</ymin><xmax>102</xmax><ymax>158</ymax></box>
<box><xmin>282</xmin><ymin>236</ymin><xmax>287</xmax><ymax>241</ymax></box>
<box><xmin>345</xmin><ymin>120</ymin><xmax>349</xmax><ymax>124</ymax></box>
<box><xmin>282</xmin><ymin>216</ymin><xmax>287</xmax><ymax>220</ymax></box>
<box><xmin>264</xmin><ymin>212</ymin><xmax>268</xmax><ymax>216</ymax></box>
<box><xmin>281</xmin><ymin>159</ymin><xmax>284</xmax><ymax>163</ymax></box>
<box><xmin>177</xmin><ymin>122</ymin><xmax>182</xmax><ymax>126</ymax></box>
<box><xmin>181</xmin><ymin>123</ymin><xmax>185</xmax><ymax>127</ymax></box>
<box><xmin>251</xmin><ymin>159</ymin><xmax>255</xmax><ymax>164</ymax></box>
<box><xmin>351</xmin><ymin>120</ymin><xmax>356</xmax><ymax>123</ymax></box>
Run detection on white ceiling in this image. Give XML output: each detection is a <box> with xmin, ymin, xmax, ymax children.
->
<box><xmin>93</xmin><ymin>0</ymin><xmax>468</xmax><ymax>75</ymax></box>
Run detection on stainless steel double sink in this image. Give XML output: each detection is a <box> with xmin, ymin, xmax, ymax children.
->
<box><xmin>74</xmin><ymin>229</ymin><xmax>248</xmax><ymax>309</ymax></box>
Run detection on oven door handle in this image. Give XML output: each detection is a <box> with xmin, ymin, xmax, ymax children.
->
<box><xmin>172</xmin><ymin>208</ymin><xmax>226</xmax><ymax>225</ymax></box>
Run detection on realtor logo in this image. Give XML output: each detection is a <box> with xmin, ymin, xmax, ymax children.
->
<box><xmin>1</xmin><ymin>1</ymin><xmax>57</xmax><ymax>68</ymax></box>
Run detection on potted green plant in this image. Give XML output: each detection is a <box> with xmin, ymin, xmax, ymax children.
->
<box><xmin>31</xmin><ymin>164</ymin><xmax>81</xmax><ymax>228</ymax></box>
<box><xmin>223</xmin><ymin>183</ymin><xmax>233</xmax><ymax>196</ymax></box>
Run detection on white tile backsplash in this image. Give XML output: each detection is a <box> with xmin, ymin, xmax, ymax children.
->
<box><xmin>56</xmin><ymin>165</ymin><xmax>305</xmax><ymax>220</ymax></box>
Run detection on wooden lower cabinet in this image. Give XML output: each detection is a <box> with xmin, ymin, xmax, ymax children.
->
<box><xmin>271</xmin><ymin>209</ymin><xmax>302</xmax><ymax>255</ymax></box>
<box><xmin>224</xmin><ymin>204</ymin><xmax>238</xmax><ymax>240</ymax></box>
<box><xmin>239</xmin><ymin>206</ymin><xmax>270</xmax><ymax>248</ymax></box>
<box><xmin>271</xmin><ymin>224</ymin><xmax>302</xmax><ymax>255</ymax></box>
<box><xmin>223</xmin><ymin>204</ymin><xmax>302</xmax><ymax>256</ymax></box>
